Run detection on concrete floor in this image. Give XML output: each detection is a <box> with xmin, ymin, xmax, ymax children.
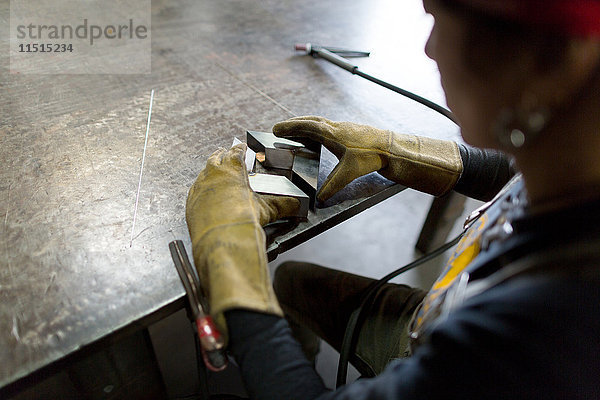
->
<box><xmin>149</xmin><ymin>189</ymin><xmax>482</xmax><ymax>398</ymax></box>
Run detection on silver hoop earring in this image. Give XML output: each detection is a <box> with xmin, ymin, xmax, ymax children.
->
<box><xmin>493</xmin><ymin>106</ymin><xmax>550</xmax><ymax>149</ymax></box>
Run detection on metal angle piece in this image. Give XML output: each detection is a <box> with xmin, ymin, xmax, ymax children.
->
<box><xmin>291</xmin><ymin>147</ymin><xmax>320</xmax><ymax>209</ymax></box>
<box><xmin>232</xmin><ymin>137</ymin><xmax>256</xmax><ymax>172</ymax></box>
<box><xmin>248</xmin><ymin>173</ymin><xmax>309</xmax><ymax>218</ymax></box>
<box><xmin>247</xmin><ymin>130</ymin><xmax>304</xmax><ymax>170</ymax></box>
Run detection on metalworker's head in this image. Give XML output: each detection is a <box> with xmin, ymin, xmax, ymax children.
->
<box><xmin>423</xmin><ymin>0</ymin><xmax>600</xmax><ymax>151</ymax></box>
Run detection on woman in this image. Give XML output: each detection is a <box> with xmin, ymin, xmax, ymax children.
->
<box><xmin>185</xmin><ymin>0</ymin><xmax>600</xmax><ymax>398</ymax></box>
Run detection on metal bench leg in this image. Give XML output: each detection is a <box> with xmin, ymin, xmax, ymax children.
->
<box><xmin>416</xmin><ymin>191</ymin><xmax>466</xmax><ymax>253</ymax></box>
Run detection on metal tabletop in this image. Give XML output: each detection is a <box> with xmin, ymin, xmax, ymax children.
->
<box><xmin>0</xmin><ymin>0</ymin><xmax>458</xmax><ymax>390</ymax></box>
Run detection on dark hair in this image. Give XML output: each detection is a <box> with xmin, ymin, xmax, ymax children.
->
<box><xmin>438</xmin><ymin>0</ymin><xmax>569</xmax><ymax>76</ymax></box>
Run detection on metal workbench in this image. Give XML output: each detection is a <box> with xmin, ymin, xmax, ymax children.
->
<box><xmin>0</xmin><ymin>0</ymin><xmax>459</xmax><ymax>395</ymax></box>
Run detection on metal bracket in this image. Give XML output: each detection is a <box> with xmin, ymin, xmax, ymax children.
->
<box><xmin>246</xmin><ymin>130</ymin><xmax>304</xmax><ymax>170</ymax></box>
<box><xmin>248</xmin><ymin>173</ymin><xmax>310</xmax><ymax>218</ymax></box>
<box><xmin>247</xmin><ymin>130</ymin><xmax>320</xmax><ymax>211</ymax></box>
<box><xmin>290</xmin><ymin>147</ymin><xmax>319</xmax><ymax>209</ymax></box>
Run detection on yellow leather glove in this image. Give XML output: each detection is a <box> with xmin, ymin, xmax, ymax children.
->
<box><xmin>273</xmin><ymin>116</ymin><xmax>463</xmax><ymax>201</ymax></box>
<box><xmin>185</xmin><ymin>144</ymin><xmax>300</xmax><ymax>341</ymax></box>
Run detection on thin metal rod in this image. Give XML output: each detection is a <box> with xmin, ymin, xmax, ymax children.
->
<box><xmin>130</xmin><ymin>89</ymin><xmax>154</xmax><ymax>247</ymax></box>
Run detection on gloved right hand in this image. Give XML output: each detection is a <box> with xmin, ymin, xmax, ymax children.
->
<box><xmin>273</xmin><ymin>116</ymin><xmax>463</xmax><ymax>201</ymax></box>
<box><xmin>186</xmin><ymin>144</ymin><xmax>300</xmax><ymax>342</ymax></box>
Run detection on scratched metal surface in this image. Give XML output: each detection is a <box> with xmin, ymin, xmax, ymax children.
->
<box><xmin>0</xmin><ymin>0</ymin><xmax>459</xmax><ymax>389</ymax></box>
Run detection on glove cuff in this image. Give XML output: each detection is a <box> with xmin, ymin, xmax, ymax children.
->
<box><xmin>192</xmin><ymin>222</ymin><xmax>283</xmax><ymax>340</ymax></box>
<box><xmin>383</xmin><ymin>135</ymin><xmax>463</xmax><ymax>196</ymax></box>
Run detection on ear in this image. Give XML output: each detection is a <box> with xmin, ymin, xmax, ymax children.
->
<box><xmin>525</xmin><ymin>38</ymin><xmax>600</xmax><ymax>110</ymax></box>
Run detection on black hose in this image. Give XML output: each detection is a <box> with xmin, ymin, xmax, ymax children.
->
<box><xmin>354</xmin><ymin>70</ymin><xmax>458</xmax><ymax>125</ymax></box>
<box><xmin>336</xmin><ymin>231</ymin><xmax>465</xmax><ymax>387</ymax></box>
<box><xmin>312</xmin><ymin>47</ymin><xmax>458</xmax><ymax>126</ymax></box>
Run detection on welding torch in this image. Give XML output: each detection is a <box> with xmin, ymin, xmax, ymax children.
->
<box><xmin>294</xmin><ymin>43</ymin><xmax>458</xmax><ymax>125</ymax></box>
<box><xmin>169</xmin><ymin>240</ymin><xmax>228</xmax><ymax>372</ymax></box>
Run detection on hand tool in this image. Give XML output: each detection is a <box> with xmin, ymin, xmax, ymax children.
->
<box><xmin>169</xmin><ymin>240</ymin><xmax>228</xmax><ymax>372</ymax></box>
<box><xmin>294</xmin><ymin>43</ymin><xmax>458</xmax><ymax>125</ymax></box>
<box><xmin>294</xmin><ymin>43</ymin><xmax>370</xmax><ymax>58</ymax></box>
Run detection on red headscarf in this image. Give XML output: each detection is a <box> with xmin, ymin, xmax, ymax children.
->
<box><xmin>454</xmin><ymin>0</ymin><xmax>600</xmax><ymax>37</ymax></box>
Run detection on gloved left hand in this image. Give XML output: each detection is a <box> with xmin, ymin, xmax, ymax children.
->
<box><xmin>273</xmin><ymin>116</ymin><xmax>463</xmax><ymax>202</ymax></box>
<box><xmin>186</xmin><ymin>144</ymin><xmax>300</xmax><ymax>342</ymax></box>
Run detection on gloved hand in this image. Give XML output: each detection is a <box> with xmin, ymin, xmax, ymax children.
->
<box><xmin>186</xmin><ymin>144</ymin><xmax>300</xmax><ymax>341</ymax></box>
<box><xmin>273</xmin><ymin>116</ymin><xmax>463</xmax><ymax>201</ymax></box>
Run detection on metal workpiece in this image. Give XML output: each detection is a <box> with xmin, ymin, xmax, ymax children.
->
<box><xmin>248</xmin><ymin>174</ymin><xmax>310</xmax><ymax>218</ymax></box>
<box><xmin>254</xmin><ymin>146</ymin><xmax>320</xmax><ymax>209</ymax></box>
<box><xmin>256</xmin><ymin>165</ymin><xmax>294</xmax><ymax>180</ymax></box>
<box><xmin>249</xmin><ymin>129</ymin><xmax>320</xmax><ymax>209</ymax></box>
<box><xmin>265</xmin><ymin>146</ymin><xmax>405</xmax><ymax>261</ymax></box>
<box><xmin>291</xmin><ymin>148</ymin><xmax>320</xmax><ymax>209</ymax></box>
<box><xmin>232</xmin><ymin>137</ymin><xmax>257</xmax><ymax>172</ymax></box>
<box><xmin>246</xmin><ymin>130</ymin><xmax>304</xmax><ymax>170</ymax></box>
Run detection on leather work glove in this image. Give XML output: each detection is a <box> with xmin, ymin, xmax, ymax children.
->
<box><xmin>186</xmin><ymin>144</ymin><xmax>300</xmax><ymax>341</ymax></box>
<box><xmin>273</xmin><ymin>116</ymin><xmax>463</xmax><ymax>201</ymax></box>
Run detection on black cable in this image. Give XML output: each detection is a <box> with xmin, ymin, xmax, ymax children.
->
<box><xmin>354</xmin><ymin>70</ymin><xmax>458</xmax><ymax>125</ymax></box>
<box><xmin>336</xmin><ymin>230</ymin><xmax>465</xmax><ymax>387</ymax></box>
<box><xmin>310</xmin><ymin>47</ymin><xmax>458</xmax><ymax>125</ymax></box>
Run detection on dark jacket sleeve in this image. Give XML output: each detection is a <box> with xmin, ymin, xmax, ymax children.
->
<box><xmin>226</xmin><ymin>274</ymin><xmax>600</xmax><ymax>400</ymax></box>
<box><xmin>226</xmin><ymin>310</ymin><xmax>328</xmax><ymax>400</ymax></box>
<box><xmin>453</xmin><ymin>144</ymin><xmax>517</xmax><ymax>201</ymax></box>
